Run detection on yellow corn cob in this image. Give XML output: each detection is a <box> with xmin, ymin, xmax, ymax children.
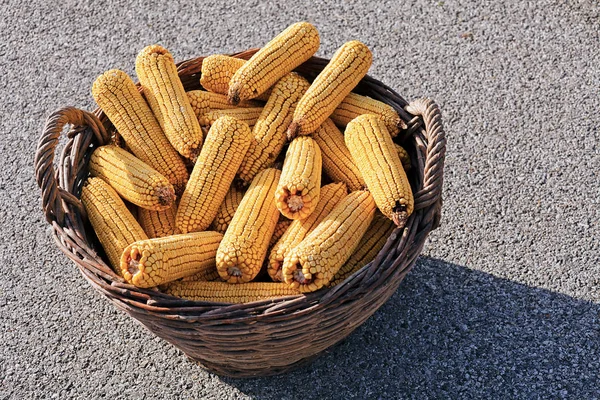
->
<box><xmin>327</xmin><ymin>214</ymin><xmax>395</xmax><ymax>287</ymax></box>
<box><xmin>228</xmin><ymin>22</ymin><xmax>320</xmax><ymax>104</ymax></box>
<box><xmin>81</xmin><ymin>177</ymin><xmax>148</xmax><ymax>275</ymax></box>
<box><xmin>269</xmin><ymin>218</ymin><xmax>293</xmax><ymax>249</ymax></box>
<box><xmin>187</xmin><ymin>90</ymin><xmax>260</xmax><ymax>121</ymax></box>
<box><xmin>287</xmin><ymin>40</ymin><xmax>372</xmax><ymax>139</ymax></box>
<box><xmin>199</xmin><ymin>55</ymin><xmax>273</xmax><ymax>101</ymax></box>
<box><xmin>216</xmin><ymin>168</ymin><xmax>281</xmax><ymax>283</ymax></box>
<box><xmin>312</xmin><ymin>118</ymin><xmax>364</xmax><ymax>191</ymax></box>
<box><xmin>89</xmin><ymin>145</ymin><xmax>175</xmax><ymax>211</ymax></box>
<box><xmin>209</xmin><ymin>187</ymin><xmax>245</xmax><ymax>234</ymax></box>
<box><xmin>121</xmin><ymin>231</ymin><xmax>223</xmax><ymax>288</ymax></box>
<box><xmin>163</xmin><ymin>281</ymin><xmax>300</xmax><ymax>303</ymax></box>
<box><xmin>282</xmin><ymin>190</ymin><xmax>376</xmax><ymax>292</ymax></box>
<box><xmin>180</xmin><ymin>267</ymin><xmax>221</xmax><ymax>282</ymax></box>
<box><xmin>197</xmin><ymin>107</ymin><xmax>263</xmax><ymax>129</ymax></box>
<box><xmin>91</xmin><ymin>69</ymin><xmax>188</xmax><ymax>194</ymax></box>
<box><xmin>268</xmin><ymin>182</ymin><xmax>347</xmax><ymax>282</ymax></box>
<box><xmin>138</xmin><ymin>204</ymin><xmax>180</xmax><ymax>238</ymax></box>
<box><xmin>275</xmin><ymin>136</ymin><xmax>322</xmax><ymax>220</ymax></box>
<box><xmin>395</xmin><ymin>144</ymin><xmax>412</xmax><ymax>171</ymax></box>
<box><xmin>135</xmin><ymin>45</ymin><xmax>202</xmax><ymax>160</ymax></box>
<box><xmin>237</xmin><ymin>72</ymin><xmax>311</xmax><ymax>186</ymax></box>
<box><xmin>176</xmin><ymin>116</ymin><xmax>252</xmax><ymax>234</ymax></box>
<box><xmin>331</xmin><ymin>93</ymin><xmax>405</xmax><ymax>137</ymax></box>
<box><xmin>345</xmin><ymin>114</ymin><xmax>414</xmax><ymax>227</ymax></box>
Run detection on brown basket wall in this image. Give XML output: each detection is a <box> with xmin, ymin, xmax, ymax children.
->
<box><xmin>34</xmin><ymin>49</ymin><xmax>446</xmax><ymax>378</ymax></box>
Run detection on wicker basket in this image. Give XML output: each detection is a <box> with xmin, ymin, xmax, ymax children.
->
<box><xmin>34</xmin><ymin>49</ymin><xmax>446</xmax><ymax>378</ymax></box>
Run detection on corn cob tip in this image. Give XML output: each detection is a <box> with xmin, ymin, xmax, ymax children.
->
<box><xmin>187</xmin><ymin>146</ymin><xmax>201</xmax><ymax>163</ymax></box>
<box><xmin>286</xmin><ymin>121</ymin><xmax>301</xmax><ymax>141</ymax></box>
<box><xmin>228</xmin><ymin>82</ymin><xmax>242</xmax><ymax>105</ymax></box>
<box><xmin>122</xmin><ymin>246</ymin><xmax>145</xmax><ymax>285</ymax></box>
<box><xmin>285</xmin><ymin>258</ymin><xmax>317</xmax><ymax>290</ymax></box>
<box><xmin>156</xmin><ymin>186</ymin><xmax>176</xmax><ymax>207</ymax></box>
<box><xmin>392</xmin><ymin>201</ymin><xmax>409</xmax><ymax>228</ymax></box>
<box><xmin>287</xmin><ymin>194</ymin><xmax>304</xmax><ymax>213</ymax></box>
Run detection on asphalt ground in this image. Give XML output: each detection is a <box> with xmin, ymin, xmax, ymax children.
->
<box><xmin>1</xmin><ymin>0</ymin><xmax>599</xmax><ymax>398</ymax></box>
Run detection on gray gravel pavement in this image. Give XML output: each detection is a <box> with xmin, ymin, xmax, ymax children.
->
<box><xmin>1</xmin><ymin>0</ymin><xmax>599</xmax><ymax>398</ymax></box>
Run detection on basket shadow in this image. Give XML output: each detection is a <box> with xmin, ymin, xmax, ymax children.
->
<box><xmin>218</xmin><ymin>257</ymin><xmax>600</xmax><ymax>399</ymax></box>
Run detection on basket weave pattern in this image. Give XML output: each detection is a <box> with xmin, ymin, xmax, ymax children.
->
<box><xmin>34</xmin><ymin>49</ymin><xmax>446</xmax><ymax>377</ymax></box>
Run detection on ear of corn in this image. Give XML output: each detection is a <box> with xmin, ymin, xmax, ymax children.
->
<box><xmin>345</xmin><ymin>114</ymin><xmax>414</xmax><ymax>227</ymax></box>
<box><xmin>89</xmin><ymin>145</ymin><xmax>175</xmax><ymax>211</ymax></box>
<box><xmin>268</xmin><ymin>182</ymin><xmax>347</xmax><ymax>282</ymax></box>
<box><xmin>138</xmin><ymin>204</ymin><xmax>180</xmax><ymax>238</ymax></box>
<box><xmin>275</xmin><ymin>136</ymin><xmax>322</xmax><ymax>220</ymax></box>
<box><xmin>228</xmin><ymin>22</ymin><xmax>320</xmax><ymax>104</ymax></box>
<box><xmin>121</xmin><ymin>231</ymin><xmax>223</xmax><ymax>288</ymax></box>
<box><xmin>282</xmin><ymin>190</ymin><xmax>376</xmax><ymax>292</ymax></box>
<box><xmin>81</xmin><ymin>177</ymin><xmax>148</xmax><ymax>275</ymax></box>
<box><xmin>395</xmin><ymin>144</ymin><xmax>412</xmax><ymax>171</ymax></box>
<box><xmin>198</xmin><ymin>107</ymin><xmax>263</xmax><ymax>129</ymax></box>
<box><xmin>199</xmin><ymin>55</ymin><xmax>273</xmax><ymax>101</ymax></box>
<box><xmin>312</xmin><ymin>118</ymin><xmax>365</xmax><ymax>191</ymax></box>
<box><xmin>163</xmin><ymin>281</ymin><xmax>300</xmax><ymax>303</ymax></box>
<box><xmin>210</xmin><ymin>187</ymin><xmax>245</xmax><ymax>234</ymax></box>
<box><xmin>187</xmin><ymin>90</ymin><xmax>261</xmax><ymax>121</ymax></box>
<box><xmin>180</xmin><ymin>268</ymin><xmax>221</xmax><ymax>282</ymax></box>
<box><xmin>288</xmin><ymin>40</ymin><xmax>372</xmax><ymax>139</ymax></box>
<box><xmin>331</xmin><ymin>93</ymin><xmax>404</xmax><ymax>137</ymax></box>
<box><xmin>135</xmin><ymin>45</ymin><xmax>203</xmax><ymax>160</ymax></box>
<box><xmin>237</xmin><ymin>72</ymin><xmax>311</xmax><ymax>186</ymax></box>
<box><xmin>176</xmin><ymin>116</ymin><xmax>252</xmax><ymax>234</ymax></box>
<box><xmin>327</xmin><ymin>214</ymin><xmax>395</xmax><ymax>287</ymax></box>
<box><xmin>269</xmin><ymin>218</ymin><xmax>293</xmax><ymax>249</ymax></box>
<box><xmin>216</xmin><ymin>168</ymin><xmax>281</xmax><ymax>283</ymax></box>
<box><xmin>91</xmin><ymin>69</ymin><xmax>188</xmax><ymax>194</ymax></box>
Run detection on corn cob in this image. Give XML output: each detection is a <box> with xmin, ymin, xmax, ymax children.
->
<box><xmin>187</xmin><ymin>90</ymin><xmax>260</xmax><ymax>121</ymax></box>
<box><xmin>198</xmin><ymin>107</ymin><xmax>263</xmax><ymax>129</ymax></box>
<box><xmin>331</xmin><ymin>93</ymin><xmax>405</xmax><ymax>137</ymax></box>
<box><xmin>395</xmin><ymin>144</ymin><xmax>412</xmax><ymax>171</ymax></box>
<box><xmin>135</xmin><ymin>45</ymin><xmax>202</xmax><ymax>160</ymax></box>
<box><xmin>275</xmin><ymin>136</ymin><xmax>322</xmax><ymax>220</ymax></box>
<box><xmin>269</xmin><ymin>218</ymin><xmax>293</xmax><ymax>249</ymax></box>
<box><xmin>210</xmin><ymin>187</ymin><xmax>245</xmax><ymax>234</ymax></box>
<box><xmin>312</xmin><ymin>118</ymin><xmax>364</xmax><ymax>191</ymax></box>
<box><xmin>237</xmin><ymin>72</ymin><xmax>311</xmax><ymax>186</ymax></box>
<box><xmin>81</xmin><ymin>177</ymin><xmax>148</xmax><ymax>274</ymax></box>
<box><xmin>327</xmin><ymin>214</ymin><xmax>395</xmax><ymax>287</ymax></box>
<box><xmin>121</xmin><ymin>231</ymin><xmax>223</xmax><ymax>288</ymax></box>
<box><xmin>199</xmin><ymin>55</ymin><xmax>273</xmax><ymax>101</ymax></box>
<box><xmin>180</xmin><ymin>267</ymin><xmax>221</xmax><ymax>282</ymax></box>
<box><xmin>288</xmin><ymin>40</ymin><xmax>372</xmax><ymax>139</ymax></box>
<box><xmin>345</xmin><ymin>114</ymin><xmax>414</xmax><ymax>227</ymax></box>
<box><xmin>228</xmin><ymin>22</ymin><xmax>320</xmax><ymax>104</ymax></box>
<box><xmin>268</xmin><ymin>182</ymin><xmax>347</xmax><ymax>282</ymax></box>
<box><xmin>282</xmin><ymin>190</ymin><xmax>376</xmax><ymax>292</ymax></box>
<box><xmin>176</xmin><ymin>116</ymin><xmax>252</xmax><ymax>234</ymax></box>
<box><xmin>138</xmin><ymin>204</ymin><xmax>180</xmax><ymax>238</ymax></box>
<box><xmin>91</xmin><ymin>69</ymin><xmax>188</xmax><ymax>193</ymax></box>
<box><xmin>89</xmin><ymin>145</ymin><xmax>175</xmax><ymax>211</ymax></box>
<box><xmin>164</xmin><ymin>281</ymin><xmax>300</xmax><ymax>303</ymax></box>
<box><xmin>216</xmin><ymin>168</ymin><xmax>281</xmax><ymax>283</ymax></box>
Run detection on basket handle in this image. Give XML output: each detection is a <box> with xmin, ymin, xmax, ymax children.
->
<box><xmin>405</xmin><ymin>98</ymin><xmax>446</xmax><ymax>228</ymax></box>
<box><xmin>34</xmin><ymin>107</ymin><xmax>108</xmax><ymax>225</ymax></box>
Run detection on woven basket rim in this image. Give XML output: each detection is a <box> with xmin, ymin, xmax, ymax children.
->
<box><xmin>34</xmin><ymin>48</ymin><xmax>446</xmax><ymax>376</ymax></box>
